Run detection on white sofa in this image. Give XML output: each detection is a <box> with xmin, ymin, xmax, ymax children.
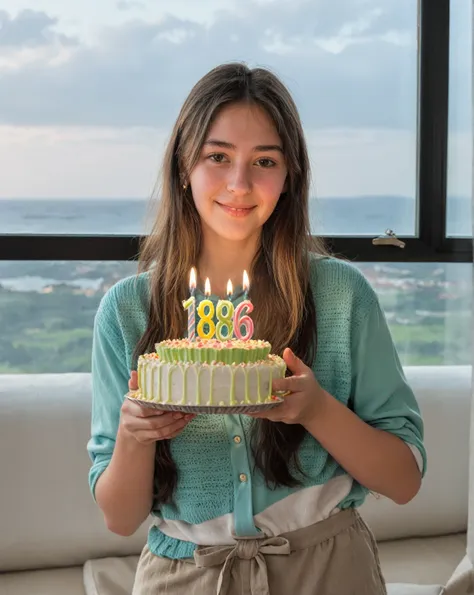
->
<box><xmin>0</xmin><ymin>366</ymin><xmax>470</xmax><ymax>595</ymax></box>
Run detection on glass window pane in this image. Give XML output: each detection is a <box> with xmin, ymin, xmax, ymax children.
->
<box><xmin>355</xmin><ymin>262</ymin><xmax>472</xmax><ymax>365</ymax></box>
<box><xmin>1</xmin><ymin>260</ymin><xmax>470</xmax><ymax>373</ymax></box>
<box><xmin>0</xmin><ymin>2</ymin><xmax>417</xmax><ymax>237</ymax></box>
<box><xmin>447</xmin><ymin>0</ymin><xmax>472</xmax><ymax>237</ymax></box>
<box><xmin>0</xmin><ymin>261</ymin><xmax>136</xmax><ymax>373</ymax></box>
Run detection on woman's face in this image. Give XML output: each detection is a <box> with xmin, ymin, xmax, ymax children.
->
<box><xmin>188</xmin><ymin>102</ymin><xmax>288</xmax><ymax>244</ymax></box>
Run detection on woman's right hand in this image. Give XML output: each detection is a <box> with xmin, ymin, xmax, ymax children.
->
<box><xmin>120</xmin><ymin>371</ymin><xmax>196</xmax><ymax>445</ymax></box>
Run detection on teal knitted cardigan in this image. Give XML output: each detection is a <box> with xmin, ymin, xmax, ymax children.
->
<box><xmin>87</xmin><ymin>256</ymin><xmax>426</xmax><ymax>559</ymax></box>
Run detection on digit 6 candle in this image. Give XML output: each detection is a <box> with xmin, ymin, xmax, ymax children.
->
<box><xmin>233</xmin><ymin>301</ymin><xmax>254</xmax><ymax>340</ymax></box>
<box><xmin>233</xmin><ymin>271</ymin><xmax>254</xmax><ymax>341</ymax></box>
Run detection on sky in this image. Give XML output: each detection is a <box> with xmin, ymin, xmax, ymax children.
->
<box><xmin>0</xmin><ymin>0</ymin><xmax>471</xmax><ymax>199</ymax></box>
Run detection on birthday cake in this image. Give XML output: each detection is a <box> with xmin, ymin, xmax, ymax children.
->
<box><xmin>135</xmin><ymin>338</ymin><xmax>286</xmax><ymax>407</ymax></box>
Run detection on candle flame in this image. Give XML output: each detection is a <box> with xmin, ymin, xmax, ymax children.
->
<box><xmin>189</xmin><ymin>267</ymin><xmax>197</xmax><ymax>291</ymax></box>
<box><xmin>243</xmin><ymin>270</ymin><xmax>250</xmax><ymax>292</ymax></box>
<box><xmin>204</xmin><ymin>277</ymin><xmax>211</xmax><ymax>296</ymax></box>
<box><xmin>227</xmin><ymin>279</ymin><xmax>233</xmax><ymax>297</ymax></box>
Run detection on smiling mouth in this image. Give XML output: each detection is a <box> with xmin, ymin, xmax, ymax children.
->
<box><xmin>216</xmin><ymin>202</ymin><xmax>256</xmax><ymax>216</ymax></box>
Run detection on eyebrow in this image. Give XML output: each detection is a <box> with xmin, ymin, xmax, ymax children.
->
<box><xmin>203</xmin><ymin>139</ymin><xmax>284</xmax><ymax>153</ymax></box>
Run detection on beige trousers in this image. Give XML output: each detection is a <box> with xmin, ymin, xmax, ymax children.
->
<box><xmin>132</xmin><ymin>508</ymin><xmax>387</xmax><ymax>595</ymax></box>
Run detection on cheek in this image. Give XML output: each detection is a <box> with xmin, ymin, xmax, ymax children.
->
<box><xmin>190</xmin><ymin>165</ymin><xmax>224</xmax><ymax>197</ymax></box>
<box><xmin>257</xmin><ymin>176</ymin><xmax>286</xmax><ymax>206</ymax></box>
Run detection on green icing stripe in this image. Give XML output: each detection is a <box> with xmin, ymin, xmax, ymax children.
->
<box><xmin>182</xmin><ymin>366</ymin><xmax>188</xmax><ymax>405</ymax></box>
<box><xmin>267</xmin><ymin>367</ymin><xmax>273</xmax><ymax>399</ymax></box>
<box><xmin>157</xmin><ymin>365</ymin><xmax>161</xmax><ymax>400</ymax></box>
<box><xmin>209</xmin><ymin>367</ymin><xmax>215</xmax><ymax>405</ymax></box>
<box><xmin>156</xmin><ymin>344</ymin><xmax>270</xmax><ymax>364</ymax></box>
<box><xmin>196</xmin><ymin>368</ymin><xmax>202</xmax><ymax>405</ymax></box>
<box><xmin>166</xmin><ymin>366</ymin><xmax>174</xmax><ymax>404</ymax></box>
<box><xmin>244</xmin><ymin>368</ymin><xmax>250</xmax><ymax>404</ymax></box>
<box><xmin>230</xmin><ymin>368</ymin><xmax>236</xmax><ymax>405</ymax></box>
<box><xmin>256</xmin><ymin>368</ymin><xmax>262</xmax><ymax>403</ymax></box>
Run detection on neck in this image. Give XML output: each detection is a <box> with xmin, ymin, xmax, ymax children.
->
<box><xmin>197</xmin><ymin>233</ymin><xmax>260</xmax><ymax>298</ymax></box>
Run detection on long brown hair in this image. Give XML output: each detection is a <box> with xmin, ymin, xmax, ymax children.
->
<box><xmin>134</xmin><ymin>62</ymin><xmax>330</xmax><ymax>505</ymax></box>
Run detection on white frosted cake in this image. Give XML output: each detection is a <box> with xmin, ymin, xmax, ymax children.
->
<box><xmin>135</xmin><ymin>338</ymin><xmax>286</xmax><ymax>407</ymax></box>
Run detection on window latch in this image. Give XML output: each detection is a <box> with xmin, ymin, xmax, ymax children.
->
<box><xmin>372</xmin><ymin>229</ymin><xmax>406</xmax><ymax>249</ymax></box>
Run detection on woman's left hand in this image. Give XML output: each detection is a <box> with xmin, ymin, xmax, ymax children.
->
<box><xmin>247</xmin><ymin>348</ymin><xmax>328</xmax><ymax>426</ymax></box>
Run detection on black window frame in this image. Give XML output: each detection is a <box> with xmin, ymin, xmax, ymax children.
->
<box><xmin>0</xmin><ymin>0</ymin><xmax>471</xmax><ymax>264</ymax></box>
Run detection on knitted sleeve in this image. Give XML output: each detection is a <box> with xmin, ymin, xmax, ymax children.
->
<box><xmin>350</xmin><ymin>279</ymin><xmax>427</xmax><ymax>477</ymax></box>
<box><xmin>87</xmin><ymin>285</ymin><xmax>130</xmax><ymax>501</ymax></box>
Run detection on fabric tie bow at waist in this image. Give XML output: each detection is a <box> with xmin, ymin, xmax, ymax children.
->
<box><xmin>193</xmin><ymin>535</ymin><xmax>291</xmax><ymax>595</ymax></box>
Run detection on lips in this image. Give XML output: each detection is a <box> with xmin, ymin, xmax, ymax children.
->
<box><xmin>216</xmin><ymin>202</ymin><xmax>256</xmax><ymax>217</ymax></box>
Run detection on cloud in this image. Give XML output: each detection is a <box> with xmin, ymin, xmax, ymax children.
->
<box><xmin>116</xmin><ymin>1</ymin><xmax>146</xmax><ymax>11</ymax></box>
<box><xmin>0</xmin><ymin>9</ymin><xmax>78</xmax><ymax>48</ymax></box>
<box><xmin>0</xmin><ymin>0</ymin><xmax>469</xmax><ymax>131</ymax></box>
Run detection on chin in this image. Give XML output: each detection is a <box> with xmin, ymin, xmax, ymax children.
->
<box><xmin>217</xmin><ymin>229</ymin><xmax>258</xmax><ymax>242</ymax></box>
<box><xmin>201</xmin><ymin>215</ymin><xmax>257</xmax><ymax>242</ymax></box>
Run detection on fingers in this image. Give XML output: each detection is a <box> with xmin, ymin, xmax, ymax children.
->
<box><xmin>123</xmin><ymin>375</ymin><xmax>197</xmax><ymax>443</ymax></box>
<box><xmin>152</xmin><ymin>417</ymin><xmax>193</xmax><ymax>439</ymax></box>
<box><xmin>272</xmin><ymin>375</ymin><xmax>304</xmax><ymax>394</ymax></box>
<box><xmin>132</xmin><ymin>417</ymin><xmax>193</xmax><ymax>444</ymax></box>
<box><xmin>125</xmin><ymin>399</ymin><xmax>164</xmax><ymax>418</ymax></box>
<box><xmin>282</xmin><ymin>348</ymin><xmax>309</xmax><ymax>375</ymax></box>
<box><xmin>248</xmin><ymin>409</ymin><xmax>282</xmax><ymax>421</ymax></box>
<box><xmin>122</xmin><ymin>409</ymin><xmax>196</xmax><ymax>443</ymax></box>
<box><xmin>128</xmin><ymin>370</ymin><xmax>138</xmax><ymax>391</ymax></box>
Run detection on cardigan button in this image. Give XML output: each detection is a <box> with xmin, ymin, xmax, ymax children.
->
<box><xmin>239</xmin><ymin>473</ymin><xmax>248</xmax><ymax>483</ymax></box>
<box><xmin>233</xmin><ymin>436</ymin><xmax>242</xmax><ymax>444</ymax></box>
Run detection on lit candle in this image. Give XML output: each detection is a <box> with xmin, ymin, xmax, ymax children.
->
<box><xmin>243</xmin><ymin>270</ymin><xmax>249</xmax><ymax>299</ymax></box>
<box><xmin>216</xmin><ymin>280</ymin><xmax>235</xmax><ymax>341</ymax></box>
<box><xmin>233</xmin><ymin>270</ymin><xmax>254</xmax><ymax>341</ymax></box>
<box><xmin>197</xmin><ymin>278</ymin><xmax>216</xmax><ymax>340</ymax></box>
<box><xmin>182</xmin><ymin>267</ymin><xmax>197</xmax><ymax>341</ymax></box>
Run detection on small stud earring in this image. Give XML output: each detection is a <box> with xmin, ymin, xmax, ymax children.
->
<box><xmin>183</xmin><ymin>183</ymin><xmax>188</xmax><ymax>190</ymax></box>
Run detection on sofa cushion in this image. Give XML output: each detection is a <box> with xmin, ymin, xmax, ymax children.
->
<box><xmin>0</xmin><ymin>566</ymin><xmax>86</xmax><ymax>595</ymax></box>
<box><xmin>0</xmin><ymin>374</ymin><xmax>149</xmax><ymax>573</ymax></box>
<box><xmin>378</xmin><ymin>532</ymin><xmax>466</xmax><ymax>586</ymax></box>
<box><xmin>443</xmin><ymin>554</ymin><xmax>474</xmax><ymax>594</ymax></box>
<box><xmin>0</xmin><ymin>367</ymin><xmax>470</xmax><ymax>573</ymax></box>
<box><xmin>359</xmin><ymin>366</ymin><xmax>471</xmax><ymax>542</ymax></box>
<box><xmin>83</xmin><ymin>556</ymin><xmax>139</xmax><ymax>595</ymax></box>
<box><xmin>387</xmin><ymin>587</ymin><xmax>443</xmax><ymax>595</ymax></box>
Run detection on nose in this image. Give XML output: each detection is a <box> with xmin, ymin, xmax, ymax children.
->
<box><xmin>226</xmin><ymin>163</ymin><xmax>252</xmax><ymax>196</ymax></box>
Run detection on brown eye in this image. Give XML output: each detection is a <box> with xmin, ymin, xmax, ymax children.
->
<box><xmin>256</xmin><ymin>158</ymin><xmax>276</xmax><ymax>168</ymax></box>
<box><xmin>208</xmin><ymin>153</ymin><xmax>227</xmax><ymax>163</ymax></box>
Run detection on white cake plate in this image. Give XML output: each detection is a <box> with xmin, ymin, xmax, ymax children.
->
<box><xmin>125</xmin><ymin>390</ymin><xmax>286</xmax><ymax>414</ymax></box>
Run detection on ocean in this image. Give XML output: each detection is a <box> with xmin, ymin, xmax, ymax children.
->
<box><xmin>0</xmin><ymin>196</ymin><xmax>471</xmax><ymax>237</ymax></box>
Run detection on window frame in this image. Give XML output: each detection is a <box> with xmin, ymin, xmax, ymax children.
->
<box><xmin>0</xmin><ymin>0</ymin><xmax>471</xmax><ymax>264</ymax></box>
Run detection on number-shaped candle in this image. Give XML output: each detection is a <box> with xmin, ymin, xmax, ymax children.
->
<box><xmin>233</xmin><ymin>271</ymin><xmax>254</xmax><ymax>341</ymax></box>
<box><xmin>216</xmin><ymin>279</ymin><xmax>234</xmax><ymax>340</ymax></box>
<box><xmin>233</xmin><ymin>301</ymin><xmax>254</xmax><ymax>340</ymax></box>
<box><xmin>182</xmin><ymin>267</ymin><xmax>197</xmax><ymax>341</ymax></box>
<box><xmin>197</xmin><ymin>278</ymin><xmax>216</xmax><ymax>339</ymax></box>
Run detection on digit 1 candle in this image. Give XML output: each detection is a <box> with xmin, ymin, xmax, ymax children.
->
<box><xmin>182</xmin><ymin>267</ymin><xmax>197</xmax><ymax>341</ymax></box>
<box><xmin>197</xmin><ymin>278</ymin><xmax>216</xmax><ymax>340</ymax></box>
<box><xmin>233</xmin><ymin>270</ymin><xmax>254</xmax><ymax>341</ymax></box>
<box><xmin>216</xmin><ymin>280</ymin><xmax>235</xmax><ymax>341</ymax></box>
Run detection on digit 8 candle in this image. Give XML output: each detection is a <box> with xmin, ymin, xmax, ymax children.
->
<box><xmin>216</xmin><ymin>279</ymin><xmax>234</xmax><ymax>341</ymax></box>
<box><xmin>197</xmin><ymin>277</ymin><xmax>216</xmax><ymax>339</ymax></box>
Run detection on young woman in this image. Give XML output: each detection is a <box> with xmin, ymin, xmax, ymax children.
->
<box><xmin>88</xmin><ymin>62</ymin><xmax>426</xmax><ymax>595</ymax></box>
